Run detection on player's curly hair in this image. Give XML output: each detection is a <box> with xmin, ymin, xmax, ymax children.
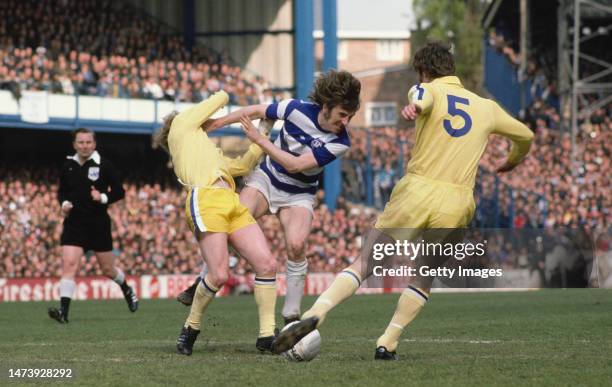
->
<box><xmin>152</xmin><ymin>111</ymin><xmax>179</xmax><ymax>154</ymax></box>
<box><xmin>309</xmin><ymin>69</ymin><xmax>361</xmax><ymax>112</ymax></box>
<box><xmin>412</xmin><ymin>41</ymin><xmax>455</xmax><ymax>79</ymax></box>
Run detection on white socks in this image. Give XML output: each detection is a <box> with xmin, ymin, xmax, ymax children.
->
<box><xmin>59</xmin><ymin>278</ymin><xmax>76</xmax><ymax>298</ymax></box>
<box><xmin>282</xmin><ymin>260</ymin><xmax>308</xmax><ymax>319</ymax></box>
<box><xmin>113</xmin><ymin>268</ymin><xmax>125</xmax><ymax>285</ymax></box>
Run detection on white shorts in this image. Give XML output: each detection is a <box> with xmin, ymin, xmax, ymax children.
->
<box><xmin>244</xmin><ymin>168</ymin><xmax>315</xmax><ymax>214</ymax></box>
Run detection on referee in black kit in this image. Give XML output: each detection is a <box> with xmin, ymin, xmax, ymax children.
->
<box><xmin>48</xmin><ymin>128</ymin><xmax>138</xmax><ymax>323</ymax></box>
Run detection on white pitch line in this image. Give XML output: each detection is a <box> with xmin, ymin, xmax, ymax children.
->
<box><xmin>404</xmin><ymin>338</ymin><xmax>502</xmax><ymax>344</ymax></box>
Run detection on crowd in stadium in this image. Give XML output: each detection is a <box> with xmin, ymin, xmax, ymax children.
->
<box><xmin>1</xmin><ymin>95</ymin><xmax>608</xmax><ymax>281</ymax></box>
<box><xmin>0</xmin><ymin>166</ymin><xmax>377</xmax><ymax>279</ymax></box>
<box><xmin>487</xmin><ymin>28</ymin><xmax>556</xmax><ymax>104</ymax></box>
<box><xmin>342</xmin><ymin>126</ymin><xmax>412</xmax><ymax>208</ymax></box>
<box><xmin>0</xmin><ymin>1</ymin><xmax>608</xmax><ymax>286</ymax></box>
<box><xmin>0</xmin><ymin>0</ymin><xmax>272</xmax><ymax>104</ymax></box>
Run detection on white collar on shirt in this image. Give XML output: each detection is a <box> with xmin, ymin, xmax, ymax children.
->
<box><xmin>67</xmin><ymin>150</ymin><xmax>101</xmax><ymax>166</ymax></box>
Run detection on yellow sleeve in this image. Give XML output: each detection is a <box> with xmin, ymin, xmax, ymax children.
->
<box><xmin>407</xmin><ymin>83</ymin><xmax>434</xmax><ymax>114</ymax></box>
<box><xmin>224</xmin><ymin>143</ymin><xmax>264</xmax><ymax>177</ymax></box>
<box><xmin>491</xmin><ymin>102</ymin><xmax>534</xmax><ymax>165</ymax></box>
<box><xmin>173</xmin><ymin>91</ymin><xmax>229</xmax><ymax>134</ymax></box>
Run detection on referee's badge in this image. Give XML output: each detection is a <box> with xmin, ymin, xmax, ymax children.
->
<box><xmin>88</xmin><ymin>167</ymin><xmax>100</xmax><ymax>181</ymax></box>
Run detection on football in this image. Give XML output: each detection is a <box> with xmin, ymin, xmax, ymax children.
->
<box><xmin>281</xmin><ymin>321</ymin><xmax>321</xmax><ymax>362</ymax></box>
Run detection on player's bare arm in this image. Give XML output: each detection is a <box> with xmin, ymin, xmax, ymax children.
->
<box><xmin>240</xmin><ymin>115</ymin><xmax>318</xmax><ymax>173</ymax></box>
<box><xmin>202</xmin><ymin>104</ymin><xmax>268</xmax><ymax>132</ymax></box>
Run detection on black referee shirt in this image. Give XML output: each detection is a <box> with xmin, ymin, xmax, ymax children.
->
<box><xmin>58</xmin><ymin>151</ymin><xmax>125</xmax><ymax>219</ymax></box>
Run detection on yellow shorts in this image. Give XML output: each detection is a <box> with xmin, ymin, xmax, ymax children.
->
<box><xmin>185</xmin><ymin>187</ymin><xmax>256</xmax><ymax>234</ymax></box>
<box><xmin>375</xmin><ymin>174</ymin><xmax>475</xmax><ymax>229</ymax></box>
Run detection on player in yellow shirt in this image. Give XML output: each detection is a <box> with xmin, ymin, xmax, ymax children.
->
<box><xmin>153</xmin><ymin>91</ymin><xmax>278</xmax><ymax>356</ymax></box>
<box><xmin>273</xmin><ymin>42</ymin><xmax>535</xmax><ymax>359</ymax></box>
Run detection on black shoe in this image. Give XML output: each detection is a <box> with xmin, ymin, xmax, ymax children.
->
<box><xmin>272</xmin><ymin>316</ymin><xmax>318</xmax><ymax>354</ymax></box>
<box><xmin>176</xmin><ymin>325</ymin><xmax>200</xmax><ymax>356</ymax></box>
<box><xmin>256</xmin><ymin>335</ymin><xmax>275</xmax><ymax>352</ymax></box>
<box><xmin>283</xmin><ymin>315</ymin><xmax>300</xmax><ymax>326</ymax></box>
<box><xmin>177</xmin><ymin>278</ymin><xmax>199</xmax><ymax>306</ymax></box>
<box><xmin>256</xmin><ymin>327</ymin><xmax>279</xmax><ymax>353</ymax></box>
<box><xmin>122</xmin><ymin>286</ymin><xmax>139</xmax><ymax>312</ymax></box>
<box><xmin>374</xmin><ymin>346</ymin><xmax>398</xmax><ymax>360</ymax></box>
<box><xmin>48</xmin><ymin>307</ymin><xmax>68</xmax><ymax>324</ymax></box>
<box><xmin>177</xmin><ymin>289</ymin><xmax>194</xmax><ymax>306</ymax></box>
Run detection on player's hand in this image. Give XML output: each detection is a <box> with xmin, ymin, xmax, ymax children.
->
<box><xmin>496</xmin><ymin>161</ymin><xmax>519</xmax><ymax>173</ymax></box>
<box><xmin>201</xmin><ymin>118</ymin><xmax>219</xmax><ymax>132</ymax></box>
<box><xmin>401</xmin><ymin>103</ymin><xmax>421</xmax><ymax>121</ymax></box>
<box><xmin>61</xmin><ymin>201</ymin><xmax>73</xmax><ymax>216</ymax></box>
<box><xmin>240</xmin><ymin>115</ymin><xmax>263</xmax><ymax>144</ymax></box>
<box><xmin>91</xmin><ymin>186</ymin><xmax>102</xmax><ymax>201</ymax></box>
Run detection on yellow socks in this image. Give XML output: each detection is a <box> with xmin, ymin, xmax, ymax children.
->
<box><xmin>254</xmin><ymin>277</ymin><xmax>277</xmax><ymax>337</ymax></box>
<box><xmin>185</xmin><ymin>275</ymin><xmax>218</xmax><ymax>330</ymax></box>
<box><xmin>376</xmin><ymin>286</ymin><xmax>429</xmax><ymax>352</ymax></box>
<box><xmin>302</xmin><ymin>268</ymin><xmax>361</xmax><ymax>327</ymax></box>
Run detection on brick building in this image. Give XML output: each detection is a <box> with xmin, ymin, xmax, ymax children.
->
<box><xmin>314</xmin><ymin>0</ymin><xmax>417</xmax><ymax>128</ymax></box>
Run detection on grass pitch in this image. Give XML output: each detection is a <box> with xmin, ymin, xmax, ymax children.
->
<box><xmin>1</xmin><ymin>290</ymin><xmax>611</xmax><ymax>386</ymax></box>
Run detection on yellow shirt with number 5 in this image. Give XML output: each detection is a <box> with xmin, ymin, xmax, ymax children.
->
<box><xmin>406</xmin><ymin>76</ymin><xmax>534</xmax><ymax>188</ymax></box>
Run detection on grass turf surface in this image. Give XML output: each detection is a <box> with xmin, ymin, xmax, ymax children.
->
<box><xmin>1</xmin><ymin>290</ymin><xmax>611</xmax><ymax>386</ymax></box>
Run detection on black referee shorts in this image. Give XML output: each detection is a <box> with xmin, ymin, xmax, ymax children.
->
<box><xmin>61</xmin><ymin>214</ymin><xmax>113</xmax><ymax>252</ymax></box>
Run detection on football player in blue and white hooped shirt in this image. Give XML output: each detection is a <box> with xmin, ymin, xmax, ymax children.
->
<box><xmin>203</xmin><ymin>70</ymin><xmax>361</xmax><ymax>325</ymax></box>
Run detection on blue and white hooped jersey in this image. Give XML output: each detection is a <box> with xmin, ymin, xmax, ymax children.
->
<box><xmin>260</xmin><ymin>99</ymin><xmax>351</xmax><ymax>195</ymax></box>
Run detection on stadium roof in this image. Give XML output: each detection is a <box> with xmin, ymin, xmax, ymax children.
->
<box><xmin>314</xmin><ymin>0</ymin><xmax>415</xmax><ymax>39</ymax></box>
<box><xmin>483</xmin><ymin>0</ymin><xmax>612</xmax><ymax>28</ymax></box>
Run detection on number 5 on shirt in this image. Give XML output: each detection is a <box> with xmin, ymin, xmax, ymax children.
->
<box><xmin>444</xmin><ymin>95</ymin><xmax>472</xmax><ymax>137</ymax></box>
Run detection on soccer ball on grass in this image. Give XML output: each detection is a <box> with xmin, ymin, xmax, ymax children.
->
<box><xmin>280</xmin><ymin>321</ymin><xmax>321</xmax><ymax>362</ymax></box>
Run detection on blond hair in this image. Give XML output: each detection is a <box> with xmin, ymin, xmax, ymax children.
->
<box><xmin>152</xmin><ymin>111</ymin><xmax>179</xmax><ymax>153</ymax></box>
